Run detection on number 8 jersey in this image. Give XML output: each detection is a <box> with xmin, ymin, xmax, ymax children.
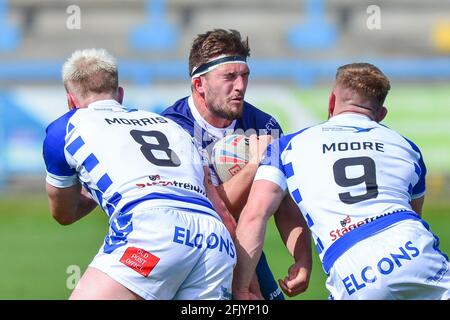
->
<box><xmin>257</xmin><ymin>113</ymin><xmax>426</xmax><ymax>267</ymax></box>
<box><xmin>43</xmin><ymin>100</ymin><xmax>217</xmax><ymax>221</ymax></box>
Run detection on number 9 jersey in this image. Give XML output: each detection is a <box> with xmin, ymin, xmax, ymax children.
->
<box><xmin>256</xmin><ymin>113</ymin><xmax>427</xmax><ymax>268</ymax></box>
<box><xmin>43</xmin><ymin>100</ymin><xmax>217</xmax><ymax>221</ymax></box>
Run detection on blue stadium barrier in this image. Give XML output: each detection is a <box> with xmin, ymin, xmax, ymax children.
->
<box><xmin>0</xmin><ymin>0</ymin><xmax>21</xmax><ymax>51</ymax></box>
<box><xmin>130</xmin><ymin>0</ymin><xmax>179</xmax><ymax>51</ymax></box>
<box><xmin>1</xmin><ymin>58</ymin><xmax>450</xmax><ymax>86</ymax></box>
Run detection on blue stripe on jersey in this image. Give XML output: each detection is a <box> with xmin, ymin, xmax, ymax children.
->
<box><xmin>94</xmin><ymin>189</ymin><xmax>103</xmax><ymax>204</ymax></box>
<box><xmin>316</xmin><ymin>237</ymin><xmax>324</xmax><ymax>255</ymax></box>
<box><xmin>81</xmin><ymin>181</ymin><xmax>89</xmax><ymax>191</ymax></box>
<box><xmin>261</xmin><ymin>126</ymin><xmax>312</xmax><ymax>175</ymax></box>
<box><xmin>259</xmin><ymin>143</ymin><xmax>281</xmax><ymax>170</ymax></box>
<box><xmin>43</xmin><ymin>109</ymin><xmax>78</xmax><ymax>176</ymax></box>
<box><xmin>322</xmin><ymin>211</ymin><xmax>421</xmax><ymax>274</ymax></box>
<box><xmin>82</xmin><ymin>153</ymin><xmax>99</xmax><ymax>172</ymax></box>
<box><xmin>106</xmin><ymin>203</ymin><xmax>115</xmax><ymax>216</ymax></box>
<box><xmin>415</xmin><ymin>216</ymin><xmax>449</xmax><ymax>261</ymax></box>
<box><xmin>66</xmin><ymin>136</ymin><xmax>85</xmax><ymax>156</ymax></box>
<box><xmin>403</xmin><ymin>137</ymin><xmax>427</xmax><ymax>196</ymax></box>
<box><xmin>316</xmin><ymin>243</ymin><xmax>323</xmax><ymax>255</ymax></box>
<box><xmin>68</xmin><ymin>123</ymin><xmax>75</xmax><ymax>133</ymax></box>
<box><xmin>283</xmin><ymin>162</ymin><xmax>294</xmax><ymax>179</ymax></box>
<box><xmin>279</xmin><ymin>126</ymin><xmax>311</xmax><ymax>154</ymax></box>
<box><xmin>105</xmin><ymin>192</ymin><xmax>123</xmax><ymax>216</ymax></box>
<box><xmin>291</xmin><ymin>188</ymin><xmax>302</xmax><ymax>203</ymax></box>
<box><xmin>414</xmin><ymin>163</ymin><xmax>421</xmax><ymax>176</ymax></box>
<box><xmin>110</xmin><ymin>192</ymin><xmax>122</xmax><ymax>207</ymax></box>
<box><xmin>97</xmin><ymin>174</ymin><xmax>113</xmax><ymax>193</ymax></box>
<box><xmin>121</xmin><ymin>192</ymin><xmax>214</xmax><ymax>215</ymax></box>
<box><xmin>408</xmin><ymin>183</ymin><xmax>413</xmax><ymax>195</ymax></box>
<box><xmin>305</xmin><ymin>213</ymin><xmax>314</xmax><ymax>227</ymax></box>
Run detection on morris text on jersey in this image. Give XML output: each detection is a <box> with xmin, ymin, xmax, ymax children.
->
<box><xmin>323</xmin><ymin>141</ymin><xmax>384</xmax><ymax>154</ymax></box>
<box><xmin>105</xmin><ymin>116</ymin><xmax>168</xmax><ymax>126</ymax></box>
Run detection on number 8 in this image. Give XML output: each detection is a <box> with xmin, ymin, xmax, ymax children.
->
<box><xmin>130</xmin><ymin>130</ymin><xmax>181</xmax><ymax>167</ymax></box>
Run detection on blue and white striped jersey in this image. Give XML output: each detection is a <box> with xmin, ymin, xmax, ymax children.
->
<box><xmin>257</xmin><ymin>113</ymin><xmax>426</xmax><ymax>267</ymax></box>
<box><xmin>162</xmin><ymin>96</ymin><xmax>283</xmax><ymax>185</ymax></box>
<box><xmin>43</xmin><ymin>99</ymin><xmax>217</xmax><ymax>221</ymax></box>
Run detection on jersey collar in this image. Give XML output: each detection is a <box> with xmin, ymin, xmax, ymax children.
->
<box><xmin>329</xmin><ymin>113</ymin><xmax>373</xmax><ymax>122</ymax></box>
<box><xmin>87</xmin><ymin>99</ymin><xmax>123</xmax><ymax>110</ymax></box>
<box><xmin>188</xmin><ymin>96</ymin><xmax>236</xmax><ymax>139</ymax></box>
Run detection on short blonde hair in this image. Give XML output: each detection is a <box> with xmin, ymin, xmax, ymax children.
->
<box><xmin>336</xmin><ymin>63</ymin><xmax>391</xmax><ymax>107</ymax></box>
<box><xmin>62</xmin><ymin>48</ymin><xmax>118</xmax><ymax>98</ymax></box>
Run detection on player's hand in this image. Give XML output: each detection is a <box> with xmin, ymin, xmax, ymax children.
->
<box><xmin>248</xmin><ymin>134</ymin><xmax>272</xmax><ymax>164</ymax></box>
<box><xmin>278</xmin><ymin>261</ymin><xmax>310</xmax><ymax>297</ymax></box>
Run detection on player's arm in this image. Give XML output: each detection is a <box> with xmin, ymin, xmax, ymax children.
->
<box><xmin>274</xmin><ymin>196</ymin><xmax>312</xmax><ymax>296</ymax></box>
<box><xmin>215</xmin><ymin>134</ymin><xmax>272</xmax><ymax>218</ymax></box>
<box><xmin>204</xmin><ymin>160</ymin><xmax>262</xmax><ymax>297</ymax></box>
<box><xmin>203</xmin><ymin>166</ymin><xmax>237</xmax><ymax>238</ymax></box>
<box><xmin>411</xmin><ymin>195</ymin><xmax>425</xmax><ymax>217</ymax></box>
<box><xmin>46</xmin><ymin>182</ymin><xmax>98</xmax><ymax>225</ymax></box>
<box><xmin>233</xmin><ymin>179</ymin><xmax>284</xmax><ymax>299</ymax></box>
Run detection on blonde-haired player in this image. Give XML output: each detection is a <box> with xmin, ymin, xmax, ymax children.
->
<box><xmin>44</xmin><ymin>48</ymin><xmax>236</xmax><ymax>300</ymax></box>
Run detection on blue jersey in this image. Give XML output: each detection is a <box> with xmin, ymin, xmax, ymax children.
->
<box><xmin>162</xmin><ymin>96</ymin><xmax>285</xmax><ymax>300</ymax></box>
<box><xmin>162</xmin><ymin>96</ymin><xmax>283</xmax><ymax>185</ymax></box>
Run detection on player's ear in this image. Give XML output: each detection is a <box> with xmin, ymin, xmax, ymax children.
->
<box><xmin>117</xmin><ymin>86</ymin><xmax>124</xmax><ymax>104</ymax></box>
<box><xmin>328</xmin><ymin>92</ymin><xmax>336</xmax><ymax>119</ymax></box>
<box><xmin>67</xmin><ymin>92</ymin><xmax>77</xmax><ymax>110</ymax></box>
<box><xmin>193</xmin><ymin>77</ymin><xmax>205</xmax><ymax>95</ymax></box>
<box><xmin>375</xmin><ymin>106</ymin><xmax>388</xmax><ymax>122</ymax></box>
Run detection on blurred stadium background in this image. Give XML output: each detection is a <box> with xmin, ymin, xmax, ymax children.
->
<box><xmin>0</xmin><ymin>0</ymin><xmax>449</xmax><ymax>299</ymax></box>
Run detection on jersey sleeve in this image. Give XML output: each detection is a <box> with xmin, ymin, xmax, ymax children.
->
<box><xmin>404</xmin><ymin>137</ymin><xmax>427</xmax><ymax>199</ymax></box>
<box><xmin>411</xmin><ymin>154</ymin><xmax>426</xmax><ymax>199</ymax></box>
<box><xmin>43</xmin><ymin>110</ymin><xmax>78</xmax><ymax>188</ymax></box>
<box><xmin>255</xmin><ymin>140</ymin><xmax>287</xmax><ymax>191</ymax></box>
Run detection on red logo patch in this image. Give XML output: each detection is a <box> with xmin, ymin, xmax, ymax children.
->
<box><xmin>120</xmin><ymin>247</ymin><xmax>160</xmax><ymax>277</ymax></box>
<box><xmin>228</xmin><ymin>164</ymin><xmax>243</xmax><ymax>176</ymax></box>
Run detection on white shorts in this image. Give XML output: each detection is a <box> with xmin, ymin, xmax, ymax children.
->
<box><xmin>327</xmin><ymin>219</ymin><xmax>450</xmax><ymax>300</ymax></box>
<box><xmin>89</xmin><ymin>207</ymin><xmax>236</xmax><ymax>300</ymax></box>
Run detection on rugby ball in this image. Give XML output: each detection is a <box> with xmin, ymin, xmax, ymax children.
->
<box><xmin>212</xmin><ymin>134</ymin><xmax>250</xmax><ymax>182</ymax></box>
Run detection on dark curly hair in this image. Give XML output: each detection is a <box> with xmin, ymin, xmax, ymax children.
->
<box><xmin>188</xmin><ymin>29</ymin><xmax>250</xmax><ymax>76</ymax></box>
